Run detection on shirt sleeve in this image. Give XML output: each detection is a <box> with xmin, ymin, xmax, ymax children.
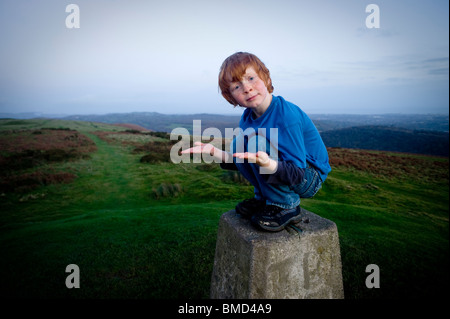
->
<box><xmin>262</xmin><ymin>160</ymin><xmax>305</xmax><ymax>186</ymax></box>
<box><xmin>220</xmin><ymin>162</ymin><xmax>238</xmax><ymax>171</ymax></box>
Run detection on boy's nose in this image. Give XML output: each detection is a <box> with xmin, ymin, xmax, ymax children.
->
<box><xmin>243</xmin><ymin>82</ymin><xmax>252</xmax><ymax>92</ymax></box>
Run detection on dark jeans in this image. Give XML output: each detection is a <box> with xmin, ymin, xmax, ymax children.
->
<box><xmin>236</xmin><ymin>162</ymin><xmax>324</xmax><ymax>209</ymax></box>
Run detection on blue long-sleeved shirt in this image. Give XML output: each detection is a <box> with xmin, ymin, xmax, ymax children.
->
<box><xmin>222</xmin><ymin>95</ymin><xmax>331</xmax><ymax>185</ymax></box>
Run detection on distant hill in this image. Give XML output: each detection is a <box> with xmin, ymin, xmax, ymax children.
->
<box><xmin>63</xmin><ymin>112</ymin><xmax>241</xmax><ymax>134</ymax></box>
<box><xmin>3</xmin><ymin>111</ymin><xmax>447</xmax><ymax>133</ymax></box>
<box><xmin>321</xmin><ymin>125</ymin><xmax>449</xmax><ymax>157</ymax></box>
<box><xmin>309</xmin><ymin>114</ymin><xmax>449</xmax><ymax>133</ymax></box>
<box><xmin>112</xmin><ymin>123</ymin><xmax>151</xmax><ymax>131</ymax></box>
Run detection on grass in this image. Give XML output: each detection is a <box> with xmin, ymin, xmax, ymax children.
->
<box><xmin>0</xmin><ymin>119</ymin><xmax>448</xmax><ymax>299</ymax></box>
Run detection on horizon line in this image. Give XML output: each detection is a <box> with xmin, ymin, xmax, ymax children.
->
<box><xmin>1</xmin><ymin>111</ymin><xmax>449</xmax><ymax>118</ymax></box>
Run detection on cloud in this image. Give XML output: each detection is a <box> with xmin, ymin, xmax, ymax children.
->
<box><xmin>334</xmin><ymin>55</ymin><xmax>449</xmax><ymax>85</ymax></box>
<box><xmin>428</xmin><ymin>68</ymin><xmax>449</xmax><ymax>75</ymax></box>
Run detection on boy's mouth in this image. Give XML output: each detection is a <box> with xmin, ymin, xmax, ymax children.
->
<box><xmin>247</xmin><ymin>95</ymin><xmax>258</xmax><ymax>102</ymax></box>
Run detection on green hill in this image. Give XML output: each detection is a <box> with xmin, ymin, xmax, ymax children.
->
<box><xmin>0</xmin><ymin>119</ymin><xmax>448</xmax><ymax>299</ymax></box>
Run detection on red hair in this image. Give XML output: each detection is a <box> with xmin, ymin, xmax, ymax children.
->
<box><xmin>218</xmin><ymin>52</ymin><xmax>274</xmax><ymax>106</ymax></box>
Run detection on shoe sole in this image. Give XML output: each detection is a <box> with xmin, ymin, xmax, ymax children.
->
<box><xmin>256</xmin><ymin>210</ymin><xmax>303</xmax><ymax>232</ymax></box>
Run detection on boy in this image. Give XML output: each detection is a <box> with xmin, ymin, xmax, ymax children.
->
<box><xmin>182</xmin><ymin>52</ymin><xmax>331</xmax><ymax>232</ymax></box>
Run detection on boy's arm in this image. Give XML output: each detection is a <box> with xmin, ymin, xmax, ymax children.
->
<box><xmin>233</xmin><ymin>152</ymin><xmax>305</xmax><ymax>185</ymax></box>
<box><xmin>233</xmin><ymin>151</ymin><xmax>278</xmax><ymax>174</ymax></box>
<box><xmin>182</xmin><ymin>146</ymin><xmax>288</xmax><ymax>178</ymax></box>
<box><xmin>220</xmin><ymin>162</ymin><xmax>238</xmax><ymax>171</ymax></box>
<box><xmin>181</xmin><ymin>142</ymin><xmax>231</xmax><ymax>163</ymax></box>
<box><xmin>262</xmin><ymin>160</ymin><xmax>305</xmax><ymax>185</ymax></box>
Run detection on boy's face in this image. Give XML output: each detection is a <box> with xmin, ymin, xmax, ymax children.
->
<box><xmin>229</xmin><ymin>67</ymin><xmax>272</xmax><ymax>112</ymax></box>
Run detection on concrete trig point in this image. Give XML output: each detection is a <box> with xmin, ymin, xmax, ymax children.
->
<box><xmin>210</xmin><ymin>209</ymin><xmax>344</xmax><ymax>299</ymax></box>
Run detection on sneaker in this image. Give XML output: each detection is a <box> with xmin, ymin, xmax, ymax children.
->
<box><xmin>235</xmin><ymin>198</ymin><xmax>266</xmax><ymax>219</ymax></box>
<box><xmin>251</xmin><ymin>205</ymin><xmax>302</xmax><ymax>232</ymax></box>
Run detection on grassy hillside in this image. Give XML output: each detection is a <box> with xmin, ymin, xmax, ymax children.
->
<box><xmin>0</xmin><ymin>119</ymin><xmax>448</xmax><ymax>299</ymax></box>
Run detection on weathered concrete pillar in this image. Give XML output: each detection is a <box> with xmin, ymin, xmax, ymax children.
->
<box><xmin>210</xmin><ymin>209</ymin><xmax>344</xmax><ymax>299</ymax></box>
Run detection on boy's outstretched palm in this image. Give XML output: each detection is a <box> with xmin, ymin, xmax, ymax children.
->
<box><xmin>181</xmin><ymin>142</ymin><xmax>215</xmax><ymax>155</ymax></box>
<box><xmin>233</xmin><ymin>151</ymin><xmax>271</xmax><ymax>168</ymax></box>
<box><xmin>181</xmin><ymin>142</ymin><xmax>225</xmax><ymax>162</ymax></box>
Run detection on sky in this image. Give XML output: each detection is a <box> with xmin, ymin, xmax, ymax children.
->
<box><xmin>0</xmin><ymin>0</ymin><xmax>448</xmax><ymax>116</ymax></box>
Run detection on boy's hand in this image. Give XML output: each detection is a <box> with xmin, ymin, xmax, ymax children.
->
<box><xmin>233</xmin><ymin>151</ymin><xmax>269</xmax><ymax>166</ymax></box>
<box><xmin>181</xmin><ymin>142</ymin><xmax>228</xmax><ymax>162</ymax></box>
<box><xmin>181</xmin><ymin>142</ymin><xmax>215</xmax><ymax>155</ymax></box>
<box><xmin>233</xmin><ymin>151</ymin><xmax>278</xmax><ymax>173</ymax></box>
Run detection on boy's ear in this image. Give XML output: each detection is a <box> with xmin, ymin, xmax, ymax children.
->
<box><xmin>267</xmin><ymin>79</ymin><xmax>274</xmax><ymax>93</ymax></box>
<box><xmin>261</xmin><ymin>72</ymin><xmax>273</xmax><ymax>93</ymax></box>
